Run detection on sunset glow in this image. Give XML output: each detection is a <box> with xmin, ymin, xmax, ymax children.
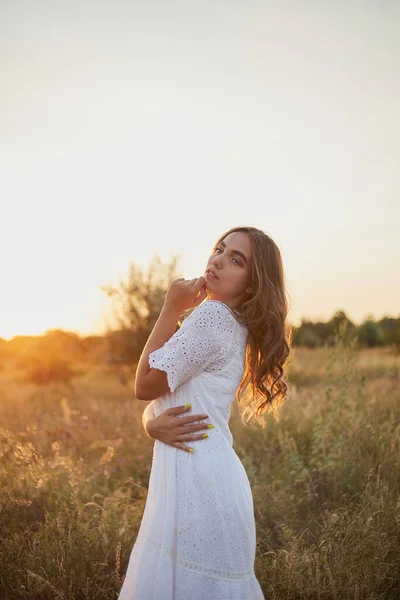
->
<box><xmin>1</xmin><ymin>1</ymin><xmax>399</xmax><ymax>340</ymax></box>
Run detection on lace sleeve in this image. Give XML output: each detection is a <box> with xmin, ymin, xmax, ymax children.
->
<box><xmin>148</xmin><ymin>300</ymin><xmax>236</xmax><ymax>393</ymax></box>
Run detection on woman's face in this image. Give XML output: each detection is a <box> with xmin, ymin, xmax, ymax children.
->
<box><xmin>204</xmin><ymin>231</ymin><xmax>253</xmax><ymax>309</ymax></box>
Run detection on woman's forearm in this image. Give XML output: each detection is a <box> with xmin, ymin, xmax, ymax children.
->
<box><xmin>135</xmin><ymin>303</ymin><xmax>182</xmax><ymax>399</ymax></box>
<box><xmin>142</xmin><ymin>402</ymin><xmax>156</xmax><ymax>438</ymax></box>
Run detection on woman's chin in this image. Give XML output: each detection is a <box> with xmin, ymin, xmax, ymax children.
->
<box><xmin>204</xmin><ymin>274</ymin><xmax>218</xmax><ymax>287</ymax></box>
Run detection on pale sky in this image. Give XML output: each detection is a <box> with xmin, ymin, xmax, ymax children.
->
<box><xmin>1</xmin><ymin>0</ymin><xmax>399</xmax><ymax>340</ymax></box>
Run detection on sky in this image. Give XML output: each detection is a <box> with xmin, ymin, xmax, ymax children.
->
<box><xmin>1</xmin><ymin>0</ymin><xmax>399</xmax><ymax>340</ymax></box>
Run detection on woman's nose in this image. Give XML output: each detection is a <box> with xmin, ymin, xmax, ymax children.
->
<box><xmin>211</xmin><ymin>257</ymin><xmax>222</xmax><ymax>268</ymax></box>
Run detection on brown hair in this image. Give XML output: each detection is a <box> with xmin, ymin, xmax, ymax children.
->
<box><xmin>209</xmin><ymin>226</ymin><xmax>294</xmax><ymax>428</ymax></box>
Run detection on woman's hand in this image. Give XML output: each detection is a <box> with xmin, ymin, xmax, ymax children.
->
<box><xmin>163</xmin><ymin>277</ymin><xmax>207</xmax><ymax>315</ymax></box>
<box><xmin>145</xmin><ymin>404</ymin><xmax>213</xmax><ymax>453</ymax></box>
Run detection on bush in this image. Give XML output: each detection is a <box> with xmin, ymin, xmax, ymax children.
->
<box><xmin>17</xmin><ymin>357</ymin><xmax>82</xmax><ymax>387</ymax></box>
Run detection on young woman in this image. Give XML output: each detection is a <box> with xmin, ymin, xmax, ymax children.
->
<box><xmin>118</xmin><ymin>226</ymin><xmax>293</xmax><ymax>600</ymax></box>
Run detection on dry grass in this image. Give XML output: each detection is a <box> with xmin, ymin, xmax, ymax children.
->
<box><xmin>0</xmin><ymin>338</ymin><xmax>399</xmax><ymax>599</ymax></box>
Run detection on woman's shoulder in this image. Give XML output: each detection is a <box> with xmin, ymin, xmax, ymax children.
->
<box><xmin>181</xmin><ymin>300</ymin><xmax>247</xmax><ymax>356</ymax></box>
<box><xmin>193</xmin><ymin>299</ymin><xmax>235</xmax><ymax>320</ymax></box>
<box><xmin>183</xmin><ymin>300</ymin><xmax>231</xmax><ymax>327</ymax></box>
<box><xmin>190</xmin><ymin>300</ymin><xmax>246</xmax><ymax>332</ymax></box>
<box><xmin>203</xmin><ymin>299</ymin><xmax>247</xmax><ymax>322</ymax></box>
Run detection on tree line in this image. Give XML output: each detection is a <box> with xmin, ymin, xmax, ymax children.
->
<box><xmin>0</xmin><ymin>256</ymin><xmax>398</xmax><ymax>383</ymax></box>
<box><xmin>293</xmin><ymin>311</ymin><xmax>400</xmax><ymax>349</ymax></box>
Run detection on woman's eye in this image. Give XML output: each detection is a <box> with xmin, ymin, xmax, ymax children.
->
<box><xmin>214</xmin><ymin>247</ymin><xmax>241</xmax><ymax>265</ymax></box>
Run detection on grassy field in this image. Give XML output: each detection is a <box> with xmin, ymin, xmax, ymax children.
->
<box><xmin>0</xmin><ymin>337</ymin><xmax>399</xmax><ymax>599</ymax></box>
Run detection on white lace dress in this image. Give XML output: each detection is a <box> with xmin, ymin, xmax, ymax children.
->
<box><xmin>118</xmin><ymin>300</ymin><xmax>265</xmax><ymax>600</ymax></box>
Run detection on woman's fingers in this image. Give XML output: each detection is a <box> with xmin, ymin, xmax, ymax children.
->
<box><xmin>173</xmin><ymin>442</ymin><xmax>193</xmax><ymax>453</ymax></box>
<box><xmin>175</xmin><ymin>431</ymin><xmax>209</xmax><ymax>442</ymax></box>
<box><xmin>178</xmin><ymin>423</ymin><xmax>210</xmax><ymax>434</ymax></box>
<box><xmin>193</xmin><ymin>281</ymin><xmax>207</xmax><ymax>306</ymax></box>
<box><xmin>180</xmin><ymin>414</ymin><xmax>209</xmax><ymax>425</ymax></box>
<box><xmin>188</xmin><ymin>276</ymin><xmax>205</xmax><ymax>289</ymax></box>
<box><xmin>166</xmin><ymin>406</ymin><xmax>207</xmax><ymax>418</ymax></box>
<box><xmin>174</xmin><ymin>429</ymin><xmax>208</xmax><ymax>451</ymax></box>
<box><xmin>167</xmin><ymin>405</ymin><xmax>191</xmax><ymax>415</ymax></box>
<box><xmin>189</xmin><ymin>276</ymin><xmax>206</xmax><ymax>298</ymax></box>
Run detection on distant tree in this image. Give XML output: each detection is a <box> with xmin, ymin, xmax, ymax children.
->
<box><xmin>293</xmin><ymin>311</ymin><xmax>357</xmax><ymax>348</ymax></box>
<box><xmin>18</xmin><ymin>357</ymin><xmax>79</xmax><ymax>388</ymax></box>
<box><xmin>80</xmin><ymin>335</ymin><xmax>110</xmax><ymax>364</ymax></box>
<box><xmin>293</xmin><ymin>323</ymin><xmax>321</xmax><ymax>348</ymax></box>
<box><xmin>324</xmin><ymin>310</ymin><xmax>356</xmax><ymax>346</ymax></box>
<box><xmin>377</xmin><ymin>316</ymin><xmax>400</xmax><ymax>350</ymax></box>
<box><xmin>358</xmin><ymin>318</ymin><xmax>385</xmax><ymax>348</ymax></box>
<box><xmin>13</xmin><ymin>330</ymin><xmax>85</xmax><ymax>387</ymax></box>
<box><xmin>38</xmin><ymin>329</ymin><xmax>83</xmax><ymax>358</ymax></box>
<box><xmin>0</xmin><ymin>337</ymin><xmax>11</xmax><ymax>360</ymax></box>
<box><xmin>100</xmin><ymin>254</ymin><xmax>183</xmax><ymax>380</ymax></box>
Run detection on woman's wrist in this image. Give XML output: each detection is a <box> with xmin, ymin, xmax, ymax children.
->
<box><xmin>160</xmin><ymin>301</ymin><xmax>182</xmax><ymax>321</ymax></box>
<box><xmin>143</xmin><ymin>416</ymin><xmax>155</xmax><ymax>439</ymax></box>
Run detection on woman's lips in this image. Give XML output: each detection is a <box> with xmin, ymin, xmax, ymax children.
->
<box><xmin>205</xmin><ymin>270</ymin><xmax>219</xmax><ymax>280</ymax></box>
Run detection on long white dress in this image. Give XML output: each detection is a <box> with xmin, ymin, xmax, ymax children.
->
<box><xmin>118</xmin><ymin>299</ymin><xmax>265</xmax><ymax>600</ymax></box>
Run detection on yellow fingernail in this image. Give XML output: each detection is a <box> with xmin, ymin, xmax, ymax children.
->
<box><xmin>189</xmin><ymin>448</ymin><xmax>194</xmax><ymax>452</ymax></box>
<box><xmin>203</xmin><ymin>434</ymin><xmax>208</xmax><ymax>438</ymax></box>
<box><xmin>185</xmin><ymin>403</ymin><xmax>191</xmax><ymax>408</ymax></box>
<box><xmin>207</xmin><ymin>424</ymin><xmax>214</xmax><ymax>429</ymax></box>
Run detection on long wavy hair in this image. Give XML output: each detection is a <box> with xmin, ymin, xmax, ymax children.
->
<box><xmin>207</xmin><ymin>226</ymin><xmax>294</xmax><ymax>428</ymax></box>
